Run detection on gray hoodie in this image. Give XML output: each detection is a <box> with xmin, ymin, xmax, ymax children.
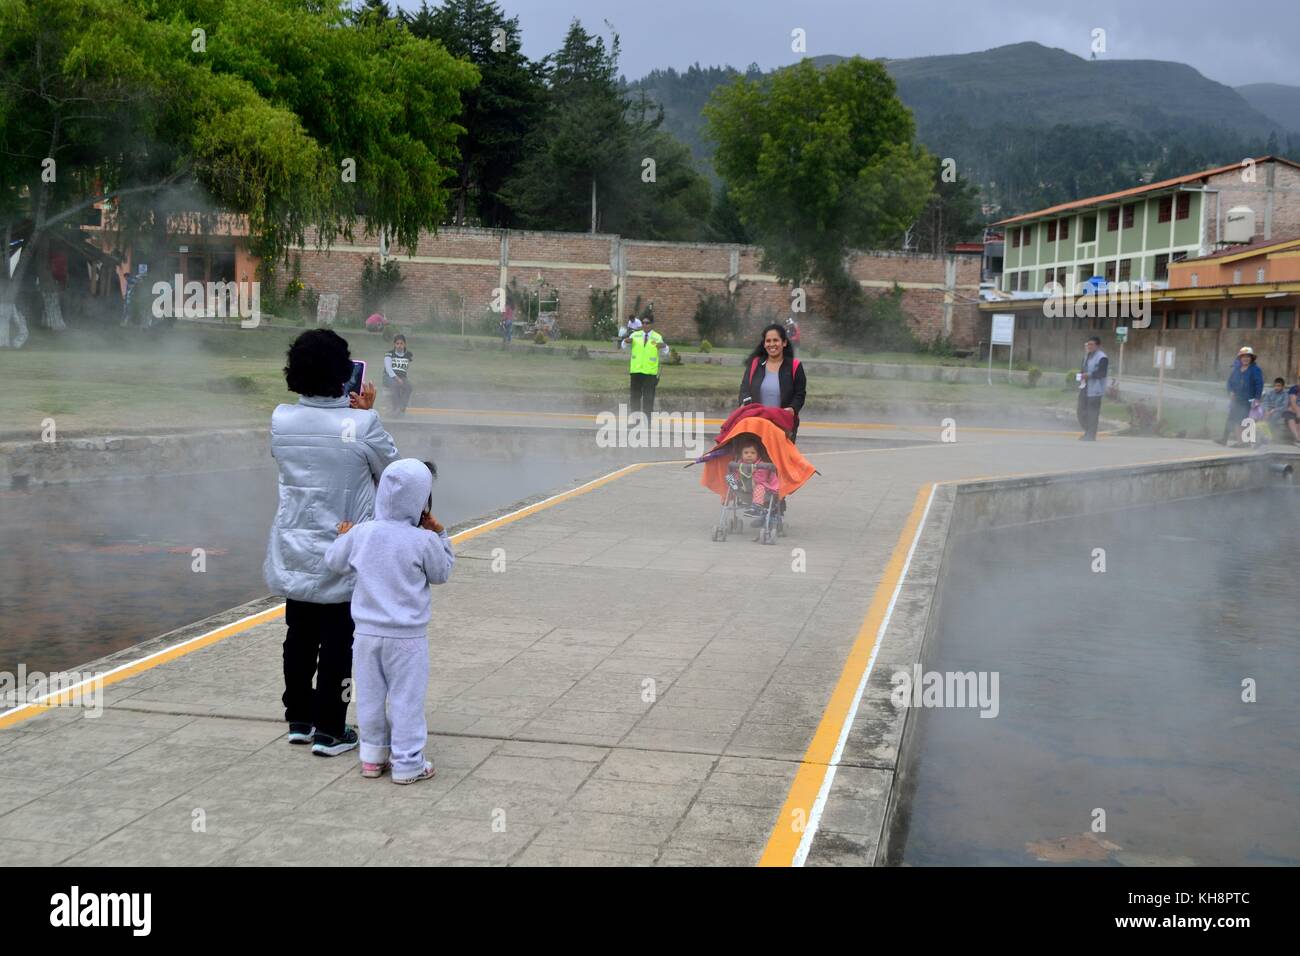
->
<box><xmin>324</xmin><ymin>459</ymin><xmax>455</xmax><ymax>639</ymax></box>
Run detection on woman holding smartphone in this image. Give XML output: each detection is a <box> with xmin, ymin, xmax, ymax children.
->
<box><xmin>263</xmin><ymin>329</ymin><xmax>400</xmax><ymax>757</ymax></box>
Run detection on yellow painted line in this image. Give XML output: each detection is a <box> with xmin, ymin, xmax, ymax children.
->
<box><xmin>0</xmin><ymin>462</ymin><xmax>652</xmax><ymax>731</ymax></box>
<box><xmin>758</xmin><ymin>482</ymin><xmax>936</xmax><ymax>867</ymax></box>
<box><xmin>0</xmin><ymin>604</ymin><xmax>286</xmax><ymax>730</ymax></box>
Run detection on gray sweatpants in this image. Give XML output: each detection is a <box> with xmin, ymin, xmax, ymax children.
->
<box><xmin>353</xmin><ymin>634</ymin><xmax>429</xmax><ymax>776</ymax></box>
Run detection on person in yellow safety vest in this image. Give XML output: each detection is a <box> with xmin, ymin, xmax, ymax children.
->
<box><xmin>622</xmin><ymin>314</ymin><xmax>665</xmax><ymax>417</ymax></box>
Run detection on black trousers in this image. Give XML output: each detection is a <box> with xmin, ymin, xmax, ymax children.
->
<box><xmin>282</xmin><ymin>599</ymin><xmax>355</xmax><ymax>737</ymax></box>
<box><xmin>1077</xmin><ymin>391</ymin><xmax>1102</xmax><ymax>438</ymax></box>
<box><xmin>629</xmin><ymin>373</ymin><xmax>658</xmax><ymax>417</ymax></box>
<box><xmin>386</xmin><ymin>376</ymin><xmax>412</xmax><ymax>413</ymax></box>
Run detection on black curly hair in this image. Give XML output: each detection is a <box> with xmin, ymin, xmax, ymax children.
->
<box><xmin>283</xmin><ymin>329</ymin><xmax>353</xmax><ymax>397</ymax></box>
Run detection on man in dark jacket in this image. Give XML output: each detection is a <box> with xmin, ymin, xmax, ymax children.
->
<box><xmin>1077</xmin><ymin>336</ymin><xmax>1109</xmax><ymax>441</ymax></box>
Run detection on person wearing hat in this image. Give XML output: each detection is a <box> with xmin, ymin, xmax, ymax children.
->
<box><xmin>1218</xmin><ymin>346</ymin><xmax>1264</xmax><ymax>446</ymax></box>
<box><xmin>621</xmin><ymin>314</ymin><xmax>665</xmax><ymax>417</ymax></box>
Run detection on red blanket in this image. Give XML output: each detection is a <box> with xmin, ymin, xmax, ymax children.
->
<box><xmin>714</xmin><ymin>403</ymin><xmax>795</xmax><ymax>441</ymax></box>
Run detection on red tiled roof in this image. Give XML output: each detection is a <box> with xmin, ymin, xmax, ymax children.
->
<box><xmin>994</xmin><ymin>156</ymin><xmax>1300</xmax><ymax>226</ymax></box>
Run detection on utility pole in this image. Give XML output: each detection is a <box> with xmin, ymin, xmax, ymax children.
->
<box><xmin>590</xmin><ymin>178</ymin><xmax>597</xmax><ymax>234</ymax></box>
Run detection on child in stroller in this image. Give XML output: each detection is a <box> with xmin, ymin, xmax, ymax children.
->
<box><xmin>716</xmin><ymin>438</ymin><xmax>784</xmax><ymax>544</ymax></box>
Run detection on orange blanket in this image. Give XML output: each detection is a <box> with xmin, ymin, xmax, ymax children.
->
<box><xmin>700</xmin><ymin>416</ymin><xmax>817</xmax><ymax>501</ymax></box>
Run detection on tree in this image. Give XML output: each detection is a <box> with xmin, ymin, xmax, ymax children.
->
<box><xmin>0</xmin><ymin>0</ymin><xmax>476</xmax><ymax>342</ymax></box>
<box><xmin>501</xmin><ymin>20</ymin><xmax>629</xmax><ymax>233</ymax></box>
<box><xmin>501</xmin><ymin>20</ymin><xmax>710</xmax><ymax>239</ymax></box>
<box><xmin>406</xmin><ymin>0</ymin><xmax>545</xmax><ymax>226</ymax></box>
<box><xmin>910</xmin><ymin>157</ymin><xmax>985</xmax><ymax>254</ymax></box>
<box><xmin>705</xmin><ymin>57</ymin><xmax>934</xmax><ymax>288</ymax></box>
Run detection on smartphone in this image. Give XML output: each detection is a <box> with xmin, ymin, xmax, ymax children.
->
<box><xmin>345</xmin><ymin>360</ymin><xmax>366</xmax><ymax>396</ymax></box>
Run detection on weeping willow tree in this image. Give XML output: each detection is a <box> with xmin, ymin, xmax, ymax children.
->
<box><xmin>0</xmin><ymin>0</ymin><xmax>477</xmax><ymax>344</ymax></box>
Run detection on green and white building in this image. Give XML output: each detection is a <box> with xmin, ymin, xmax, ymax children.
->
<box><xmin>994</xmin><ymin>155</ymin><xmax>1300</xmax><ymax>294</ymax></box>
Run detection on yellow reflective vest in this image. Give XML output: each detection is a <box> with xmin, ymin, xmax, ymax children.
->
<box><xmin>627</xmin><ymin>329</ymin><xmax>664</xmax><ymax>375</ymax></box>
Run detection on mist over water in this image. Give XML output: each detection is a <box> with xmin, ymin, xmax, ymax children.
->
<box><xmin>895</xmin><ymin>487</ymin><xmax>1300</xmax><ymax>866</ymax></box>
<box><xmin>0</xmin><ymin>452</ymin><xmax>615</xmax><ymax>676</ymax></box>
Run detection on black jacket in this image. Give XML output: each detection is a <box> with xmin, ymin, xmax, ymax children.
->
<box><xmin>739</xmin><ymin>355</ymin><xmax>807</xmax><ymax>417</ymax></box>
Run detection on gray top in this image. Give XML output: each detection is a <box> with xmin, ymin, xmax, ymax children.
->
<box><xmin>759</xmin><ymin>367</ymin><xmax>782</xmax><ymax>408</ymax></box>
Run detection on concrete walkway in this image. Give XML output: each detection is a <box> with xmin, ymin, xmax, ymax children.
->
<box><xmin>0</xmin><ymin>427</ymin><xmax>1231</xmax><ymax>866</ymax></box>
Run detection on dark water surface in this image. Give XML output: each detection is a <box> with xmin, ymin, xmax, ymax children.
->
<box><xmin>1</xmin><ymin>456</ymin><xmax>612</xmax><ymax>675</ymax></box>
<box><xmin>894</xmin><ymin>487</ymin><xmax>1300</xmax><ymax>866</ymax></box>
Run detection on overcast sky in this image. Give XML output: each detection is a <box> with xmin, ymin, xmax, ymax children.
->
<box><xmin>393</xmin><ymin>0</ymin><xmax>1299</xmax><ymax>87</ymax></box>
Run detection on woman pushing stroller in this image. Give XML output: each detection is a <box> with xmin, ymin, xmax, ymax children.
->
<box><xmin>739</xmin><ymin>322</ymin><xmax>807</xmax><ymax>440</ymax></box>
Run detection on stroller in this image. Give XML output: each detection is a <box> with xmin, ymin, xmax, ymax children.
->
<box><xmin>690</xmin><ymin>410</ymin><xmax>817</xmax><ymax>545</ymax></box>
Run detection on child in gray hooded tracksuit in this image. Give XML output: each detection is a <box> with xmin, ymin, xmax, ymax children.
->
<box><xmin>325</xmin><ymin>458</ymin><xmax>454</xmax><ymax>784</ymax></box>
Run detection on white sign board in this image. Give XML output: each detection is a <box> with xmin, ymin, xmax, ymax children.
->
<box><xmin>1115</xmin><ymin>325</ymin><xmax>1128</xmax><ymax>343</ymax></box>
<box><xmin>1154</xmin><ymin>346</ymin><xmax>1175</xmax><ymax>369</ymax></box>
<box><xmin>316</xmin><ymin>293</ymin><xmax>339</xmax><ymax>327</ymax></box>
<box><xmin>990</xmin><ymin>314</ymin><xmax>1015</xmax><ymax>345</ymax></box>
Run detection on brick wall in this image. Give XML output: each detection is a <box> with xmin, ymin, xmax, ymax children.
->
<box><xmin>288</xmin><ymin>226</ymin><xmax>983</xmax><ymax>347</ymax></box>
<box><xmin>1205</xmin><ymin>163</ymin><xmax>1300</xmax><ymax>244</ymax></box>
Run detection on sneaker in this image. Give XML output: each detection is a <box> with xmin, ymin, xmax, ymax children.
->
<box><xmin>311</xmin><ymin>726</ymin><xmax>359</xmax><ymax>757</ymax></box>
<box><xmin>360</xmin><ymin>760</ymin><xmax>391</xmax><ymax>779</ymax></box>
<box><xmin>743</xmin><ymin>507</ymin><xmax>764</xmax><ymax>517</ymax></box>
<box><xmin>392</xmin><ymin>761</ymin><xmax>436</xmax><ymax>785</ymax></box>
<box><xmin>287</xmin><ymin>723</ymin><xmax>314</xmax><ymax>745</ymax></box>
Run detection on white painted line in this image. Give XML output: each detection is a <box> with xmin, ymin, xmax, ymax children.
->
<box><xmin>791</xmin><ymin>482</ymin><xmax>939</xmax><ymax>867</ymax></box>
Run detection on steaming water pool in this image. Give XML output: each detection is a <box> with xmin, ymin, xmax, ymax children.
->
<box><xmin>891</xmin><ymin>487</ymin><xmax>1300</xmax><ymax>866</ymax></box>
<box><xmin>0</xmin><ymin>454</ymin><xmax>615</xmax><ymax>676</ymax></box>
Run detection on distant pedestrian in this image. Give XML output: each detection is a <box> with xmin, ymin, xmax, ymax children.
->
<box><xmin>501</xmin><ymin>303</ymin><xmax>514</xmax><ymax>344</ymax></box>
<box><xmin>1076</xmin><ymin>336</ymin><xmax>1108</xmax><ymax>441</ymax></box>
<box><xmin>623</xmin><ymin>315</ymin><xmax>665</xmax><ymax>417</ymax></box>
<box><xmin>383</xmin><ymin>334</ymin><xmax>414</xmax><ymax>415</ymax></box>
<box><xmin>1217</xmin><ymin>346</ymin><xmax>1263</xmax><ymax>446</ymax></box>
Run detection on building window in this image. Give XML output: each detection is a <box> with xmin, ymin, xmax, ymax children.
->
<box><xmin>1105</xmin><ymin>261</ymin><xmax>1117</xmax><ymax>282</ymax></box>
<box><xmin>1256</xmin><ymin>267</ymin><xmax>1266</xmax><ymax>283</ymax></box>
<box><xmin>1191</xmin><ymin>273</ymin><xmax>1199</xmax><ymax>288</ymax></box>
<box><xmin>1195</xmin><ymin>309</ymin><xmax>1220</xmax><ymax>329</ymax></box>
<box><xmin>1158</xmin><ymin>197</ymin><xmax>1173</xmax><ymax>223</ymax></box>
<box><xmin>1227</xmin><ymin>308</ymin><xmax>1257</xmax><ymax>329</ymax></box>
<box><xmin>1047</xmin><ymin>221</ymin><xmax>1056</xmax><ymax>242</ymax></box>
<box><xmin>1166</xmin><ymin>311</ymin><xmax>1192</xmax><ymax>330</ymax></box>
<box><xmin>1263</xmin><ymin>307</ymin><xmax>1295</xmax><ymax>328</ymax></box>
<box><xmin>1059</xmin><ymin>218</ymin><xmax>1070</xmax><ymax>241</ymax></box>
<box><xmin>1154</xmin><ymin>254</ymin><xmax>1170</xmax><ymax>281</ymax></box>
<box><xmin>1119</xmin><ymin>258</ymin><xmax>1132</xmax><ymax>282</ymax></box>
<box><xmin>1233</xmin><ymin>269</ymin><xmax>1242</xmax><ymax>284</ymax></box>
<box><xmin>1079</xmin><ymin>263</ymin><xmax>1095</xmax><ymax>283</ymax></box>
<box><xmin>1107</xmin><ymin>208</ymin><xmax>1119</xmax><ymax>232</ymax></box>
<box><xmin>1082</xmin><ymin>215</ymin><xmax>1097</xmax><ymax>242</ymax></box>
<box><xmin>1123</xmin><ymin>204</ymin><xmax>1136</xmax><ymax>229</ymax></box>
<box><xmin>1176</xmin><ymin>193</ymin><xmax>1191</xmax><ymax>220</ymax></box>
<box><xmin>1055</xmin><ymin>266</ymin><xmax>1067</xmax><ymax>288</ymax></box>
<box><xmin>1023</xmin><ymin>224</ymin><xmax>1032</xmax><ymax>246</ymax></box>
